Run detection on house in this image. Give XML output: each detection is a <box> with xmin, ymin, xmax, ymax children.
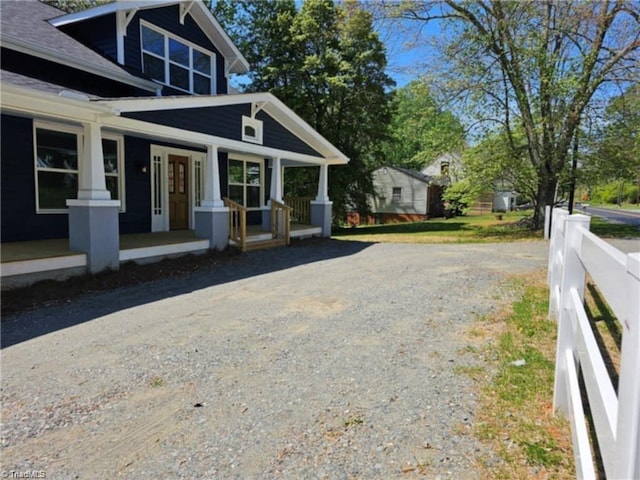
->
<box><xmin>365</xmin><ymin>166</ymin><xmax>445</xmax><ymax>224</ymax></box>
<box><xmin>420</xmin><ymin>152</ymin><xmax>463</xmax><ymax>183</ymax></box>
<box><xmin>0</xmin><ymin>0</ymin><xmax>348</xmax><ymax>288</ymax></box>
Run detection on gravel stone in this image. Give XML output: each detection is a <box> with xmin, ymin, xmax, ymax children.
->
<box><xmin>1</xmin><ymin>240</ymin><xmax>550</xmax><ymax>479</ymax></box>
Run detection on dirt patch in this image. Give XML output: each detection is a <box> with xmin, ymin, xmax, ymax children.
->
<box><xmin>1</xmin><ymin>248</ymin><xmax>241</xmax><ymax>317</ymax></box>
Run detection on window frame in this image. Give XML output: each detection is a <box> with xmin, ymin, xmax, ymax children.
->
<box><xmin>140</xmin><ymin>20</ymin><xmax>216</xmax><ymax>95</ymax></box>
<box><xmin>33</xmin><ymin>121</ymin><xmax>125</xmax><ymax>214</ymax></box>
<box><xmin>227</xmin><ymin>155</ymin><xmax>264</xmax><ymax>210</ymax></box>
<box><xmin>242</xmin><ymin>116</ymin><xmax>263</xmax><ymax>144</ymax></box>
<box><xmin>392</xmin><ymin>186</ymin><xmax>402</xmax><ymax>203</ymax></box>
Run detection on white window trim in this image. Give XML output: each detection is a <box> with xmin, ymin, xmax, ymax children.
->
<box><xmin>33</xmin><ymin>121</ymin><xmax>126</xmax><ymax>214</ymax></box>
<box><xmin>242</xmin><ymin>116</ymin><xmax>263</xmax><ymax>144</ymax></box>
<box><xmin>150</xmin><ymin>145</ymin><xmax>206</xmax><ymax>232</ymax></box>
<box><xmin>33</xmin><ymin>121</ymin><xmax>82</xmax><ymax>214</ymax></box>
<box><xmin>392</xmin><ymin>187</ymin><xmax>402</xmax><ymax>203</ymax></box>
<box><xmin>228</xmin><ymin>154</ymin><xmax>264</xmax><ymax>210</ymax></box>
<box><xmin>102</xmin><ymin>133</ymin><xmax>126</xmax><ymax>212</ymax></box>
<box><xmin>140</xmin><ymin>20</ymin><xmax>216</xmax><ymax>95</ymax></box>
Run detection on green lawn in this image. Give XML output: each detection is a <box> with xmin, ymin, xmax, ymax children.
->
<box><xmin>332</xmin><ymin>211</ymin><xmax>640</xmax><ymax>244</ymax></box>
<box><xmin>333</xmin><ymin>212</ymin><xmax>541</xmax><ymax>243</ymax></box>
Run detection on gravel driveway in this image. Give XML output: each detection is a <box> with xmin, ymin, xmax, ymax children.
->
<box><xmin>1</xmin><ymin>240</ymin><xmax>549</xmax><ymax>479</ymax></box>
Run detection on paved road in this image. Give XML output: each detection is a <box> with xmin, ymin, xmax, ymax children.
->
<box><xmin>579</xmin><ymin>205</ymin><xmax>640</xmax><ymax>227</ymax></box>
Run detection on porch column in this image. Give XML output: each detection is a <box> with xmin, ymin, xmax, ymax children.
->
<box><xmin>200</xmin><ymin>144</ymin><xmax>224</xmax><ymax>208</ymax></box>
<box><xmin>263</xmin><ymin>157</ymin><xmax>283</xmax><ymax>231</ymax></box>
<box><xmin>311</xmin><ymin>163</ymin><xmax>333</xmax><ymax>237</ymax></box>
<box><xmin>67</xmin><ymin>121</ymin><xmax>121</xmax><ymax>273</ymax></box>
<box><xmin>270</xmin><ymin>157</ymin><xmax>283</xmax><ymax>202</ymax></box>
<box><xmin>195</xmin><ymin>144</ymin><xmax>229</xmax><ymax>250</ymax></box>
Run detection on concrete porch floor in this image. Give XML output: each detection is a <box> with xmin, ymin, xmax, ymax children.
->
<box><xmin>1</xmin><ymin>230</ymin><xmax>201</xmax><ymax>264</ymax></box>
<box><xmin>1</xmin><ymin>224</ymin><xmax>321</xmax><ymax>264</ymax></box>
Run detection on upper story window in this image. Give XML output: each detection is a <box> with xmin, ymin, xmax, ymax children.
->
<box><xmin>392</xmin><ymin>187</ymin><xmax>402</xmax><ymax>203</ymax></box>
<box><xmin>141</xmin><ymin>22</ymin><xmax>215</xmax><ymax>94</ymax></box>
<box><xmin>440</xmin><ymin>161</ymin><xmax>450</xmax><ymax>176</ymax></box>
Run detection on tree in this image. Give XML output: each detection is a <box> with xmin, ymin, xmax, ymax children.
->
<box><xmin>582</xmin><ymin>83</ymin><xmax>640</xmax><ymax>203</ymax></box>
<box><xmin>393</xmin><ymin>1</ymin><xmax>640</xmax><ymax>228</ymax></box>
<box><xmin>41</xmin><ymin>0</ymin><xmax>111</xmax><ymax>13</ymax></box>
<box><xmin>382</xmin><ymin>80</ymin><xmax>465</xmax><ymax>170</ymax></box>
<box><xmin>213</xmin><ymin>0</ymin><xmax>395</xmax><ymax>220</ymax></box>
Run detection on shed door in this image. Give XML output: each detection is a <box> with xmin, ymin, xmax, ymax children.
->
<box><xmin>169</xmin><ymin>155</ymin><xmax>189</xmax><ymax>230</ymax></box>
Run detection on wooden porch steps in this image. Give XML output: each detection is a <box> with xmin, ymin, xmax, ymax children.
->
<box><xmin>228</xmin><ymin>237</ymin><xmax>288</xmax><ymax>252</ymax></box>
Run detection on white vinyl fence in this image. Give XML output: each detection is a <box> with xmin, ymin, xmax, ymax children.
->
<box><xmin>548</xmin><ymin>207</ymin><xmax>640</xmax><ymax>479</ymax></box>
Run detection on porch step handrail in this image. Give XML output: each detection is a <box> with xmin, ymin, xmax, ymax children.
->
<box><xmin>271</xmin><ymin>198</ymin><xmax>291</xmax><ymax>246</ymax></box>
<box><xmin>223</xmin><ymin>197</ymin><xmax>247</xmax><ymax>252</ymax></box>
<box><xmin>284</xmin><ymin>196</ymin><xmax>313</xmax><ymax>224</ymax></box>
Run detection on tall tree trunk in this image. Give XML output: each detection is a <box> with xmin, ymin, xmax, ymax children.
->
<box><xmin>534</xmin><ymin>174</ymin><xmax>557</xmax><ymax>230</ymax></box>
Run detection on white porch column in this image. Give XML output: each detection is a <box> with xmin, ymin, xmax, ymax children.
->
<box><xmin>270</xmin><ymin>156</ymin><xmax>283</xmax><ymax>202</ymax></box>
<box><xmin>201</xmin><ymin>144</ymin><xmax>224</xmax><ymax>208</ymax></box>
<box><xmin>78</xmin><ymin>121</ymin><xmax>111</xmax><ymax>200</ymax></box>
<box><xmin>316</xmin><ymin>163</ymin><xmax>329</xmax><ymax>202</ymax></box>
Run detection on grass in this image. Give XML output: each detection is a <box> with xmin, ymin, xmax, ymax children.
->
<box><xmin>333</xmin><ymin>212</ymin><xmax>541</xmax><ymax>243</ymax></box>
<box><xmin>461</xmin><ymin>270</ymin><xmax>575</xmax><ymax>479</ymax></box>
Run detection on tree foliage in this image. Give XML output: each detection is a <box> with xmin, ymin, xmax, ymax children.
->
<box><xmin>214</xmin><ymin>0</ymin><xmax>395</xmax><ymax>219</ymax></box>
<box><xmin>382</xmin><ymin>80</ymin><xmax>465</xmax><ymax>170</ymax></box>
<box><xmin>393</xmin><ymin>1</ymin><xmax>640</xmax><ymax>228</ymax></box>
<box><xmin>41</xmin><ymin>0</ymin><xmax>112</xmax><ymax>13</ymax></box>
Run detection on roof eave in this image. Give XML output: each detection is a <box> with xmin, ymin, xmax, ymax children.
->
<box><xmin>49</xmin><ymin>0</ymin><xmax>250</xmax><ymax>75</ymax></box>
<box><xmin>1</xmin><ymin>34</ymin><xmax>159</xmax><ymax>93</ymax></box>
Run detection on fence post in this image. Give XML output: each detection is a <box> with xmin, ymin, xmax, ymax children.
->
<box><xmin>553</xmin><ymin>213</ymin><xmax>591</xmax><ymax>414</ymax></box>
<box><xmin>548</xmin><ymin>208</ymin><xmax>569</xmax><ymax>318</ymax></box>
<box><xmin>544</xmin><ymin>204</ymin><xmax>552</xmax><ymax>240</ymax></box>
<box><xmin>614</xmin><ymin>252</ymin><xmax>640</xmax><ymax>479</ymax></box>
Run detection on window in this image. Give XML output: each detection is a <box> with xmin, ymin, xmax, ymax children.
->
<box><xmin>440</xmin><ymin>161</ymin><xmax>450</xmax><ymax>176</ymax></box>
<box><xmin>141</xmin><ymin>22</ymin><xmax>215</xmax><ymax>94</ymax></box>
<box><xmin>228</xmin><ymin>158</ymin><xmax>262</xmax><ymax>208</ymax></box>
<box><xmin>34</xmin><ymin>123</ymin><xmax>124</xmax><ymax>212</ymax></box>
<box><xmin>242</xmin><ymin>116</ymin><xmax>263</xmax><ymax>144</ymax></box>
<box><xmin>392</xmin><ymin>187</ymin><xmax>402</xmax><ymax>203</ymax></box>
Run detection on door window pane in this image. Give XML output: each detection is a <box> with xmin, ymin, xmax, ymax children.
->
<box><xmin>247</xmin><ymin>186</ymin><xmax>260</xmax><ymax>208</ymax></box>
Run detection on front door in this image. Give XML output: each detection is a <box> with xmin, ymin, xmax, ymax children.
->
<box><xmin>169</xmin><ymin>154</ymin><xmax>189</xmax><ymax>230</ymax></box>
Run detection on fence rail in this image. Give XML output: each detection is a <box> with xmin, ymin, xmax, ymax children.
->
<box><xmin>223</xmin><ymin>197</ymin><xmax>247</xmax><ymax>252</ymax></box>
<box><xmin>270</xmin><ymin>199</ymin><xmax>291</xmax><ymax>246</ymax></box>
<box><xmin>548</xmin><ymin>207</ymin><xmax>640</xmax><ymax>479</ymax></box>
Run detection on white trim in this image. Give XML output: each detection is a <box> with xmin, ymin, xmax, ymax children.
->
<box><xmin>149</xmin><ymin>144</ymin><xmax>206</xmax><ymax>232</ymax></box>
<box><xmin>48</xmin><ymin>0</ymin><xmax>249</xmax><ymax>74</ymax></box>
<box><xmin>1</xmin><ymin>34</ymin><xmax>157</xmax><ymax>93</ymax></box>
<box><xmin>242</xmin><ymin>116</ymin><xmax>263</xmax><ymax>144</ymax></box>
<box><xmin>0</xmin><ymin>254</ymin><xmax>87</xmax><ymax>277</ymax></box>
<box><xmin>66</xmin><ymin>199</ymin><xmax>121</xmax><ymax>207</ymax></box>
<box><xmin>227</xmin><ymin>154</ymin><xmax>264</xmax><ymax>210</ymax></box>
<box><xmin>140</xmin><ymin>20</ymin><xmax>216</xmax><ymax>95</ymax></box>
<box><xmin>96</xmin><ymin>92</ymin><xmax>349</xmax><ymax>164</ymax></box>
<box><xmin>33</xmin><ymin>121</ymin><xmax>82</xmax><ymax>214</ymax></box>
<box><xmin>119</xmin><ymin>239</ymin><xmax>209</xmax><ymax>262</ymax></box>
<box><xmin>102</xmin><ymin>133</ymin><xmax>127</xmax><ymax>212</ymax></box>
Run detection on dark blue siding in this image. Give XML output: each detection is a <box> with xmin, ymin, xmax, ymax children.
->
<box><xmin>125</xmin><ymin>5</ymin><xmax>227</xmax><ymax>94</ymax></box>
<box><xmin>1</xmin><ymin>114</ymin><xmax>69</xmax><ymax>242</ymax></box>
<box><xmin>123</xmin><ymin>104</ymin><xmax>322</xmax><ymax>157</ymax></box>
<box><xmin>1</xmin><ymin>49</ymin><xmax>150</xmax><ymax>98</ymax></box>
<box><xmin>119</xmin><ymin>137</ymin><xmax>151</xmax><ymax>234</ymax></box>
<box><xmin>60</xmin><ymin>15</ymin><xmax>117</xmax><ymax>62</ymax></box>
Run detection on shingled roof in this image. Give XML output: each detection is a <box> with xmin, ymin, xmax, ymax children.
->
<box><xmin>0</xmin><ymin>0</ymin><xmax>157</xmax><ymax>93</ymax></box>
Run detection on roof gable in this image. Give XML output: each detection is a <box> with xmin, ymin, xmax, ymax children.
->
<box><xmin>48</xmin><ymin>0</ymin><xmax>249</xmax><ymax>74</ymax></box>
<box><xmin>0</xmin><ymin>0</ymin><xmax>157</xmax><ymax>93</ymax></box>
<box><xmin>377</xmin><ymin>166</ymin><xmax>433</xmax><ymax>184</ymax></box>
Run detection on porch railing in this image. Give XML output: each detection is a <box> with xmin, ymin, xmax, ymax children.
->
<box><xmin>271</xmin><ymin>199</ymin><xmax>291</xmax><ymax>246</ymax></box>
<box><xmin>284</xmin><ymin>196</ymin><xmax>313</xmax><ymax>224</ymax></box>
<box><xmin>223</xmin><ymin>197</ymin><xmax>247</xmax><ymax>252</ymax></box>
